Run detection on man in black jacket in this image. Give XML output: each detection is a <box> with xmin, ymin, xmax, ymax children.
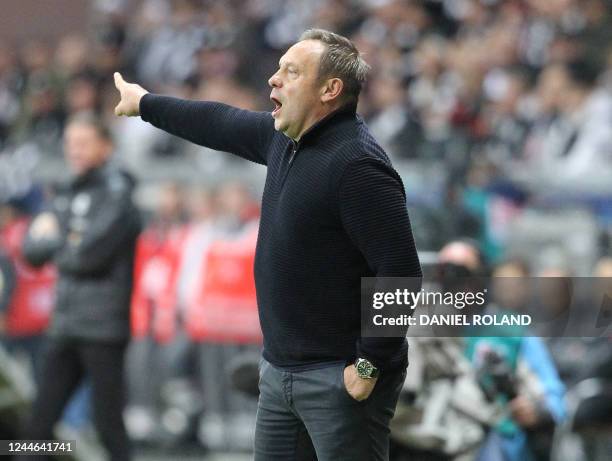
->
<box><xmin>115</xmin><ymin>29</ymin><xmax>421</xmax><ymax>460</ymax></box>
<box><xmin>22</xmin><ymin>114</ymin><xmax>141</xmax><ymax>461</ymax></box>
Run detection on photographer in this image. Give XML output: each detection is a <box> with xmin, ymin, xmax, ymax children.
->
<box><xmin>439</xmin><ymin>243</ymin><xmax>566</xmax><ymax>461</ymax></box>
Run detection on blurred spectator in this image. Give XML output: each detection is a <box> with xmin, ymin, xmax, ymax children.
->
<box><xmin>545</xmin><ymin>257</ymin><xmax>612</xmax><ymax>460</ymax></box>
<box><xmin>13</xmin><ymin>72</ymin><xmax>65</xmax><ymax>153</ymax></box>
<box><xmin>53</xmin><ymin>35</ymin><xmax>90</xmax><ymax>81</ymax></box>
<box><xmin>546</xmin><ymin>258</ymin><xmax>612</xmax><ymax>386</ymax></box>
<box><xmin>194</xmin><ymin>182</ymin><xmax>260</xmax><ymax>451</ymax></box>
<box><xmin>520</xmin><ymin>58</ymin><xmax>612</xmax><ymax>190</ymax></box>
<box><xmin>481</xmin><ymin>67</ymin><xmax>532</xmax><ymax>164</ymax></box>
<box><xmin>21</xmin><ymin>114</ymin><xmax>141</xmax><ymax>461</ymax></box>
<box><xmin>213</xmin><ymin>181</ymin><xmax>258</xmax><ymax>232</ymax></box>
<box><xmin>131</xmin><ymin>182</ymin><xmax>187</xmax><ymax>345</ymax></box>
<box><xmin>127</xmin><ymin>182</ymin><xmax>190</xmax><ymax>443</ymax></box>
<box><xmin>365</xmin><ymin>74</ymin><xmax>423</xmax><ymax>159</ymax></box>
<box><xmin>176</xmin><ymin>185</ymin><xmax>215</xmax><ymax>326</ymax></box>
<box><xmin>0</xmin><ymin>45</ymin><xmax>21</xmax><ymax>147</ymax></box>
<box><xmin>0</xmin><ymin>195</ymin><xmax>54</xmax><ymax>375</ymax></box>
<box><xmin>64</xmin><ymin>71</ymin><xmax>101</xmax><ymax>116</ymax></box>
<box><xmin>134</xmin><ymin>0</ymin><xmax>206</xmax><ymax>87</ymax></box>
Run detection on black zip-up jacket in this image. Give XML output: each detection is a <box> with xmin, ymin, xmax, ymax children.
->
<box><xmin>141</xmin><ymin>95</ymin><xmax>422</xmax><ymax>371</ymax></box>
<box><xmin>23</xmin><ymin>163</ymin><xmax>141</xmax><ymax>342</ymax></box>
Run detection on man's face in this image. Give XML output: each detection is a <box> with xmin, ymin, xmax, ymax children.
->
<box><xmin>268</xmin><ymin>40</ymin><xmax>326</xmax><ymax>140</ymax></box>
<box><xmin>63</xmin><ymin>122</ymin><xmax>112</xmax><ymax>176</ymax></box>
<box><xmin>537</xmin><ymin>64</ymin><xmax>569</xmax><ymax>112</ymax></box>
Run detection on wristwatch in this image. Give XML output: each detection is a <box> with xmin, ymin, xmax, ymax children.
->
<box><xmin>354</xmin><ymin>358</ymin><xmax>379</xmax><ymax>379</ymax></box>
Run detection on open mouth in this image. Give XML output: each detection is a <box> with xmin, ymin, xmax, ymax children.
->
<box><xmin>271</xmin><ymin>96</ymin><xmax>282</xmax><ymax>117</ymax></box>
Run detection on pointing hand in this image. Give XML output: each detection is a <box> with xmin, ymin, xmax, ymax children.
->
<box><xmin>113</xmin><ymin>72</ymin><xmax>149</xmax><ymax>117</ymax></box>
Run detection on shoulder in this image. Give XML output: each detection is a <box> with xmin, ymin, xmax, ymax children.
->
<box><xmin>330</xmin><ymin>118</ymin><xmax>393</xmax><ymax>170</ymax></box>
<box><xmin>331</xmin><ymin>122</ymin><xmax>403</xmax><ymax>193</ymax></box>
<box><xmin>102</xmin><ymin>166</ymin><xmax>136</xmax><ymax>194</ymax></box>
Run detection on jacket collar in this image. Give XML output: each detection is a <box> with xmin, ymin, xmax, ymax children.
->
<box><xmin>294</xmin><ymin>102</ymin><xmax>358</xmax><ymax>147</ymax></box>
<box><xmin>70</xmin><ymin>162</ymin><xmax>108</xmax><ymax>189</ymax></box>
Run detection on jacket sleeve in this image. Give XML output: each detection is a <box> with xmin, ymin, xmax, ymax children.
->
<box><xmin>338</xmin><ymin>157</ymin><xmax>422</xmax><ymax>371</ymax></box>
<box><xmin>55</xmin><ymin>176</ymin><xmax>142</xmax><ymax>276</ymax></box>
<box><xmin>140</xmin><ymin>94</ymin><xmax>275</xmax><ymax>166</ymax></box>
<box><xmin>520</xmin><ymin>337</ymin><xmax>566</xmax><ymax>424</ymax></box>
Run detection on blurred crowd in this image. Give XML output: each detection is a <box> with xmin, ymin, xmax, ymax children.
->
<box><xmin>1</xmin><ymin>0</ymin><xmax>612</xmax><ymax>265</ymax></box>
<box><xmin>1</xmin><ymin>0</ymin><xmax>612</xmax><ymax>459</ymax></box>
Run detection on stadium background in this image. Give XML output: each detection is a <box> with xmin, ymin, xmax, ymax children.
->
<box><xmin>1</xmin><ymin>0</ymin><xmax>611</xmax><ymax>460</ymax></box>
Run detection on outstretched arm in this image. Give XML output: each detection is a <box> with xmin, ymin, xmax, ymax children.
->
<box><xmin>113</xmin><ymin>72</ymin><xmax>275</xmax><ymax>165</ymax></box>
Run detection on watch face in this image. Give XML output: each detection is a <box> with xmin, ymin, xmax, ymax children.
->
<box><xmin>357</xmin><ymin>359</ymin><xmax>374</xmax><ymax>377</ymax></box>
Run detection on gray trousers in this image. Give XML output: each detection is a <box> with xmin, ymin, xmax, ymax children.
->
<box><xmin>255</xmin><ymin>358</ymin><xmax>406</xmax><ymax>461</ymax></box>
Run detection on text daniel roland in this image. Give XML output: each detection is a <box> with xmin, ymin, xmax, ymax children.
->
<box><xmin>372</xmin><ymin>312</ymin><xmax>532</xmax><ymax>327</ymax></box>
<box><xmin>370</xmin><ymin>289</ymin><xmax>532</xmax><ymax>327</ymax></box>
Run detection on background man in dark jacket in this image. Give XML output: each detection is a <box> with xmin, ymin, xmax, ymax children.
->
<box><xmin>114</xmin><ymin>29</ymin><xmax>421</xmax><ymax>461</ymax></box>
<box><xmin>22</xmin><ymin>114</ymin><xmax>141</xmax><ymax>461</ymax></box>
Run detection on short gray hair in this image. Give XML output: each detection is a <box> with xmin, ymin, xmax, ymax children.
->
<box><xmin>299</xmin><ymin>28</ymin><xmax>370</xmax><ymax>105</ymax></box>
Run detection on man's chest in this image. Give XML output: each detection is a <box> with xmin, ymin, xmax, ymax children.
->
<box><xmin>54</xmin><ymin>186</ymin><xmax>105</xmax><ymax>232</ymax></box>
<box><xmin>261</xmin><ymin>144</ymin><xmax>340</xmax><ymax>231</ymax></box>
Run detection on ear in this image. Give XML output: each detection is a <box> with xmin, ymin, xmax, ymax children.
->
<box><xmin>321</xmin><ymin>78</ymin><xmax>344</xmax><ymax>103</ymax></box>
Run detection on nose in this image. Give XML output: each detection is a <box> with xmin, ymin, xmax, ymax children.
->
<box><xmin>268</xmin><ymin>71</ymin><xmax>281</xmax><ymax>88</ymax></box>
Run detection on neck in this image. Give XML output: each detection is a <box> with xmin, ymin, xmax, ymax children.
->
<box><xmin>294</xmin><ymin>101</ymin><xmax>348</xmax><ymax>141</ymax></box>
<box><xmin>74</xmin><ymin>158</ymin><xmax>108</xmax><ymax>179</ymax></box>
<box><xmin>566</xmin><ymin>88</ymin><xmax>590</xmax><ymax>114</ymax></box>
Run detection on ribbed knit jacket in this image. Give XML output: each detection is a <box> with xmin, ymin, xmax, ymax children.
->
<box><xmin>140</xmin><ymin>95</ymin><xmax>422</xmax><ymax>371</ymax></box>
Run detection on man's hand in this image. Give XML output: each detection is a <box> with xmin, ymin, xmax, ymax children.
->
<box><xmin>509</xmin><ymin>395</ymin><xmax>540</xmax><ymax>428</ymax></box>
<box><xmin>30</xmin><ymin>213</ymin><xmax>59</xmax><ymax>240</ymax></box>
<box><xmin>344</xmin><ymin>365</ymin><xmax>377</xmax><ymax>401</ymax></box>
<box><xmin>113</xmin><ymin>72</ymin><xmax>149</xmax><ymax>117</ymax></box>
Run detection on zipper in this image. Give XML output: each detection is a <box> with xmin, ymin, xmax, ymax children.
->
<box><xmin>280</xmin><ymin>139</ymin><xmax>300</xmax><ymax>189</ymax></box>
<box><xmin>288</xmin><ymin>140</ymin><xmax>298</xmax><ymax>165</ymax></box>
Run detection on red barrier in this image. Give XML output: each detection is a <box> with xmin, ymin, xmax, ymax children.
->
<box><xmin>131</xmin><ymin>224</ymin><xmax>187</xmax><ymax>342</ymax></box>
<box><xmin>186</xmin><ymin>223</ymin><xmax>262</xmax><ymax>344</ymax></box>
